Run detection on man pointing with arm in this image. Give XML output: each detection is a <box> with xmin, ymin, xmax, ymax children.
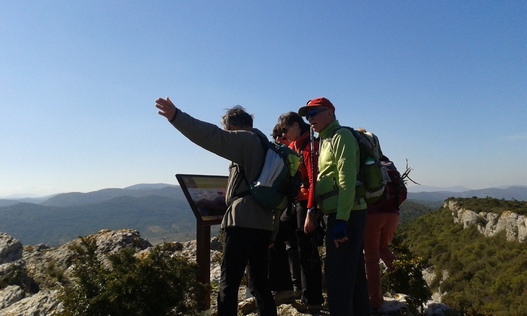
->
<box><xmin>156</xmin><ymin>97</ymin><xmax>278</xmax><ymax>316</ymax></box>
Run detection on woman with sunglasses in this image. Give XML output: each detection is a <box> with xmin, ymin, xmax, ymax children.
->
<box><xmin>271</xmin><ymin>111</ymin><xmax>325</xmax><ymax>312</ymax></box>
<box><xmin>270</xmin><ymin>123</ymin><xmax>291</xmax><ymax>146</ymax></box>
<box><xmin>268</xmin><ymin>123</ymin><xmax>300</xmax><ymax>305</ymax></box>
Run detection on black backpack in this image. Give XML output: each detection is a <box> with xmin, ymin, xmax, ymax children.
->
<box><xmin>379</xmin><ymin>156</ymin><xmax>408</xmax><ymax>210</ymax></box>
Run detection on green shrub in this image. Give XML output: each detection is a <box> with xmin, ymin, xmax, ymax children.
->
<box><xmin>382</xmin><ymin>236</ymin><xmax>432</xmax><ymax>315</ymax></box>
<box><xmin>59</xmin><ymin>237</ymin><xmax>205</xmax><ymax>316</ymax></box>
<box><xmin>398</xmin><ymin>198</ymin><xmax>527</xmax><ymax>315</ymax></box>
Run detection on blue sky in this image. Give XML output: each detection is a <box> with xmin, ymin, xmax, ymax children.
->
<box><xmin>1</xmin><ymin>1</ymin><xmax>526</xmax><ymax>197</ymax></box>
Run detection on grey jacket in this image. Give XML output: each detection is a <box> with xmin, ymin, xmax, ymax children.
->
<box><xmin>171</xmin><ymin>110</ymin><xmax>278</xmax><ymax>234</ymax></box>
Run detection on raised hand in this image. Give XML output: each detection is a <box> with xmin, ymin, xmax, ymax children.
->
<box><xmin>155</xmin><ymin>96</ymin><xmax>178</xmax><ymax>121</ymax></box>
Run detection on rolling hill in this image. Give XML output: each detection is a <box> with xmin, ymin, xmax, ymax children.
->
<box><xmin>1</xmin><ymin>184</ymin><xmax>524</xmax><ymax>247</ymax></box>
<box><xmin>0</xmin><ymin>185</ymin><xmax>200</xmax><ymax>246</ymax></box>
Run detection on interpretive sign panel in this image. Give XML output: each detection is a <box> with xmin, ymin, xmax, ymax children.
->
<box><xmin>175</xmin><ymin>173</ymin><xmax>228</xmax><ymax>310</ymax></box>
<box><xmin>176</xmin><ymin>174</ymin><xmax>228</xmax><ymax>225</ymax></box>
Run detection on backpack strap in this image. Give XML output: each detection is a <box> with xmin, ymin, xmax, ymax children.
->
<box><xmin>232</xmin><ymin>134</ymin><xmax>269</xmax><ymax>200</ymax></box>
<box><xmin>320</xmin><ymin>126</ymin><xmax>366</xmax><ymax>204</ymax></box>
<box><xmin>315</xmin><ymin>189</ymin><xmax>339</xmax><ymax>205</ymax></box>
<box><xmin>233</xmin><ymin>170</ymin><xmax>251</xmax><ymax>199</ymax></box>
<box><xmin>295</xmin><ymin>137</ymin><xmax>312</xmax><ymax>188</ymax></box>
<box><xmin>297</xmin><ymin>137</ymin><xmax>311</xmax><ymax>155</ymax></box>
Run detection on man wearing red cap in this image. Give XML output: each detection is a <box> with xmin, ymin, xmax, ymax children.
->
<box><xmin>298</xmin><ymin>97</ymin><xmax>370</xmax><ymax>315</ymax></box>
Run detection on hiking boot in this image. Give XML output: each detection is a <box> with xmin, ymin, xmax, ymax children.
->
<box><xmin>238</xmin><ymin>297</ymin><xmax>256</xmax><ymax>314</ymax></box>
<box><xmin>292</xmin><ymin>300</ymin><xmax>323</xmax><ymax>314</ymax></box>
<box><xmin>273</xmin><ymin>290</ymin><xmax>296</xmax><ymax>305</ymax></box>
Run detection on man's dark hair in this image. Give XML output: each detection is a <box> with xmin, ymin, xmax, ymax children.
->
<box><xmin>278</xmin><ymin>112</ymin><xmax>310</xmax><ymax>134</ymax></box>
<box><xmin>221</xmin><ymin>105</ymin><xmax>253</xmax><ymax>130</ymax></box>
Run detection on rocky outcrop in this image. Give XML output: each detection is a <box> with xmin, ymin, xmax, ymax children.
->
<box><xmin>445</xmin><ymin>200</ymin><xmax>527</xmax><ymax>242</ymax></box>
<box><xmin>0</xmin><ymin>229</ymin><xmax>227</xmax><ymax>316</ymax></box>
<box><xmin>0</xmin><ymin>289</ymin><xmax>61</xmax><ymax>315</ymax></box>
<box><xmin>0</xmin><ymin>229</ymin><xmax>154</xmax><ymax>315</ymax></box>
<box><xmin>0</xmin><ymin>233</ymin><xmax>23</xmax><ymax>264</ymax></box>
<box><xmin>1</xmin><ymin>229</ymin><xmax>451</xmax><ymax>315</ymax></box>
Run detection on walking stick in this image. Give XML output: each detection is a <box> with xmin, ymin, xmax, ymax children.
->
<box><xmin>308</xmin><ymin>127</ymin><xmax>325</xmax><ymax>268</ymax></box>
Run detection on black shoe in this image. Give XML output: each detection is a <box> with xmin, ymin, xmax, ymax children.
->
<box><xmin>292</xmin><ymin>300</ymin><xmax>323</xmax><ymax>314</ymax></box>
<box><xmin>273</xmin><ymin>290</ymin><xmax>295</xmax><ymax>305</ymax></box>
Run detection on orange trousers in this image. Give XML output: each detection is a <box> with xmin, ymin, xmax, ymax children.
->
<box><xmin>363</xmin><ymin>212</ymin><xmax>399</xmax><ymax>309</ymax></box>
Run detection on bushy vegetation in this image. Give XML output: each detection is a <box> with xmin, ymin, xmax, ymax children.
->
<box><xmin>59</xmin><ymin>237</ymin><xmax>205</xmax><ymax>316</ymax></box>
<box><xmin>398</xmin><ymin>200</ymin><xmax>436</xmax><ymax>225</ymax></box>
<box><xmin>397</xmin><ymin>198</ymin><xmax>527</xmax><ymax>315</ymax></box>
<box><xmin>381</xmin><ymin>236</ymin><xmax>432</xmax><ymax>315</ymax></box>
<box><xmin>451</xmin><ymin>196</ymin><xmax>527</xmax><ymax>215</ymax></box>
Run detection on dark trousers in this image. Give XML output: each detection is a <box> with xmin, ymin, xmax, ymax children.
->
<box><xmin>268</xmin><ymin>206</ymin><xmax>300</xmax><ymax>292</ymax></box>
<box><xmin>294</xmin><ymin>201</ymin><xmax>324</xmax><ymax>305</ymax></box>
<box><xmin>325</xmin><ymin>210</ymin><xmax>371</xmax><ymax>316</ymax></box>
<box><xmin>269</xmin><ymin>201</ymin><xmax>324</xmax><ymax>305</ymax></box>
<box><xmin>217</xmin><ymin>227</ymin><xmax>277</xmax><ymax>316</ymax></box>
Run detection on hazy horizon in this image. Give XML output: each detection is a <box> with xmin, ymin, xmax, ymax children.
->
<box><xmin>2</xmin><ymin>182</ymin><xmax>526</xmax><ymax>200</ymax></box>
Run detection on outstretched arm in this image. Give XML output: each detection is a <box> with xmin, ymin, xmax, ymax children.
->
<box><xmin>155</xmin><ymin>97</ymin><xmax>178</xmax><ymax>122</ymax></box>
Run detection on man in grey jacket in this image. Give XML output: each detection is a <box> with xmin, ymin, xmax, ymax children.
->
<box><xmin>156</xmin><ymin>97</ymin><xmax>278</xmax><ymax>316</ymax></box>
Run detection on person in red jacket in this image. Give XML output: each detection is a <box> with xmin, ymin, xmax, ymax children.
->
<box><xmin>275</xmin><ymin>111</ymin><xmax>325</xmax><ymax>312</ymax></box>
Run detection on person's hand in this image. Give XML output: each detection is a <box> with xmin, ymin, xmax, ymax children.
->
<box><xmin>332</xmin><ymin>219</ymin><xmax>348</xmax><ymax>248</ymax></box>
<box><xmin>304</xmin><ymin>208</ymin><xmax>318</xmax><ymax>234</ymax></box>
<box><xmin>155</xmin><ymin>97</ymin><xmax>178</xmax><ymax>121</ymax></box>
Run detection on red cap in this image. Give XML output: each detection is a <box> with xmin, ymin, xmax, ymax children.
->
<box><xmin>298</xmin><ymin>97</ymin><xmax>335</xmax><ymax>116</ymax></box>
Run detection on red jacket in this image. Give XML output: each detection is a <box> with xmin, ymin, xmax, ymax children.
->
<box><xmin>290</xmin><ymin>132</ymin><xmax>318</xmax><ymax>209</ymax></box>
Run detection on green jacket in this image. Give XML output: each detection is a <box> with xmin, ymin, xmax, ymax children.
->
<box><xmin>315</xmin><ymin>120</ymin><xmax>367</xmax><ymax>221</ymax></box>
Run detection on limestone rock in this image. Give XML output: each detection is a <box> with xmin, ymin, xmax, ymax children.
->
<box><xmin>446</xmin><ymin>201</ymin><xmax>526</xmax><ymax>242</ymax></box>
<box><xmin>0</xmin><ymin>285</ymin><xmax>24</xmax><ymax>309</ymax></box>
<box><xmin>0</xmin><ymin>233</ymin><xmax>22</xmax><ymax>264</ymax></box>
<box><xmin>0</xmin><ymin>290</ymin><xmax>62</xmax><ymax>316</ymax></box>
<box><xmin>0</xmin><ymin>229</ymin><xmax>152</xmax><ymax>315</ymax></box>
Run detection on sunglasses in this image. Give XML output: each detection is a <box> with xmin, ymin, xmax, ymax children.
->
<box><xmin>275</xmin><ymin>136</ymin><xmax>288</xmax><ymax>144</ymax></box>
<box><xmin>305</xmin><ymin>108</ymin><xmax>328</xmax><ymax>119</ymax></box>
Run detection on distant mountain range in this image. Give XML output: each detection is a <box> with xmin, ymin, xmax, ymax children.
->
<box><xmin>0</xmin><ymin>184</ymin><xmax>206</xmax><ymax>246</ymax></box>
<box><xmin>0</xmin><ymin>184</ymin><xmax>524</xmax><ymax>247</ymax></box>
<box><xmin>408</xmin><ymin>185</ymin><xmax>527</xmax><ymax>202</ymax></box>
